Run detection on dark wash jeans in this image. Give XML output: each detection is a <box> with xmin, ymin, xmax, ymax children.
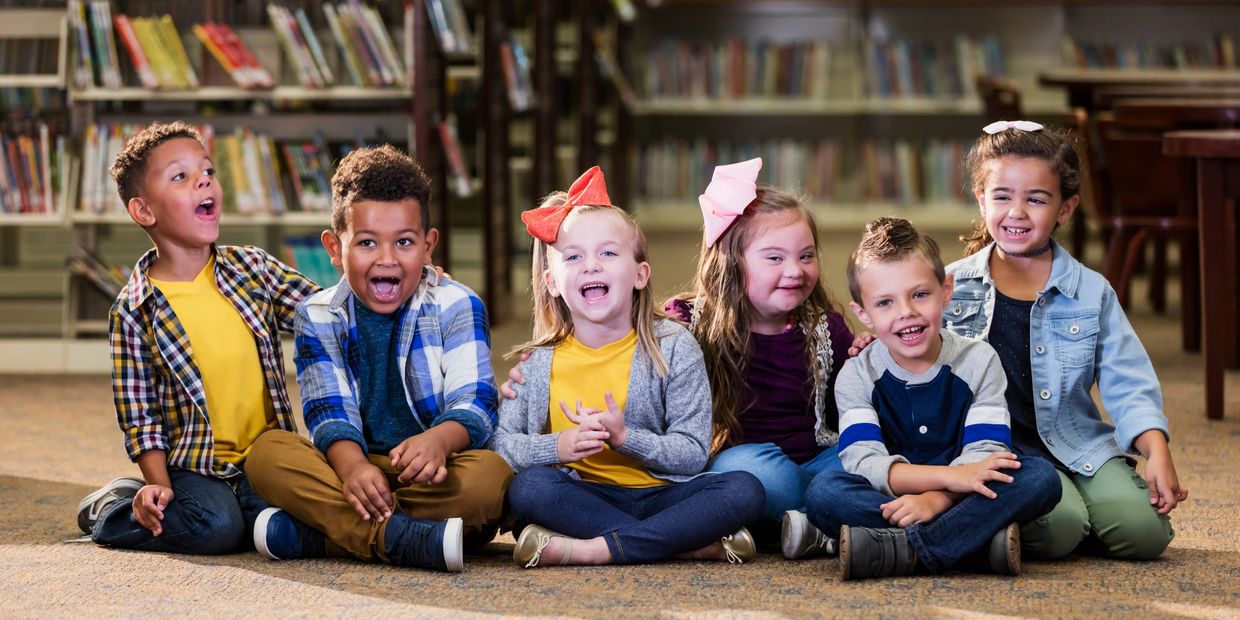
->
<box><xmin>507</xmin><ymin>466</ymin><xmax>764</xmax><ymax>564</ymax></box>
<box><xmin>92</xmin><ymin>469</ymin><xmax>269</xmax><ymax>555</ymax></box>
<box><xmin>804</xmin><ymin>455</ymin><xmax>1061</xmax><ymax>573</ymax></box>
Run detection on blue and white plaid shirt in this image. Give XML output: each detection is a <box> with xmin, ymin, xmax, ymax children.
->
<box><xmin>295</xmin><ymin>267</ymin><xmax>498</xmax><ymax>454</ymax></box>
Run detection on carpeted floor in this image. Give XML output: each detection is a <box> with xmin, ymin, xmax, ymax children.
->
<box><xmin>2</xmin><ymin>230</ymin><xmax>1239</xmax><ymax>618</ymax></box>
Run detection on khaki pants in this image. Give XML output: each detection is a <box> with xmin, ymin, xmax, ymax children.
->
<box><xmin>246</xmin><ymin>429</ymin><xmax>512</xmax><ymax>562</ymax></box>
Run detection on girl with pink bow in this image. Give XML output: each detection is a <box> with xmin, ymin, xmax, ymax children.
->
<box><xmin>491</xmin><ymin>166</ymin><xmax>765</xmax><ymax>568</ymax></box>
<box><xmin>665</xmin><ymin>158</ymin><xmax>855</xmax><ymax>561</ymax></box>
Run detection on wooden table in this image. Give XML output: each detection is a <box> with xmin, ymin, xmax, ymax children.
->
<box><xmin>1114</xmin><ymin>98</ymin><xmax>1240</xmax><ymax>128</ymax></box>
<box><xmin>1164</xmin><ymin>130</ymin><xmax>1240</xmax><ymax>420</ymax></box>
<box><xmin>1040</xmin><ymin>69</ymin><xmax>1240</xmax><ymax>110</ymax></box>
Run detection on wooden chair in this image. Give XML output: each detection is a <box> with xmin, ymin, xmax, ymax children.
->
<box><xmin>976</xmin><ymin>75</ymin><xmax>1022</xmax><ymax>123</ymax></box>
<box><xmin>1094</xmin><ymin>112</ymin><xmax>1200</xmax><ymax>351</ymax></box>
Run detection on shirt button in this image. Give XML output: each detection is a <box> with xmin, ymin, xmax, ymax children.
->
<box><xmin>1084</xmin><ymin>463</ymin><xmax>1094</xmax><ymax>472</ymax></box>
<box><xmin>1046</xmin><ymin>436</ymin><xmax>1054</xmax><ymax>446</ymax></box>
<box><xmin>1037</xmin><ymin>298</ymin><xmax>1045</xmax><ymax>306</ymax></box>
<box><xmin>1069</xmin><ymin>324</ymin><xmax>1080</xmax><ymax>334</ymax></box>
<box><xmin>952</xmin><ymin>306</ymin><xmax>962</xmax><ymax>315</ymax></box>
<box><xmin>1040</xmin><ymin>389</ymin><xmax>1051</xmax><ymax>400</ymax></box>
<box><xmin>919</xmin><ymin>425</ymin><xmax>928</xmax><ymax>434</ymax></box>
<box><xmin>1035</xmin><ymin>345</ymin><xmax>1045</xmax><ymax>354</ymax></box>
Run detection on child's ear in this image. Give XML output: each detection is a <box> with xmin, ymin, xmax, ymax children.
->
<box><xmin>423</xmin><ymin>228</ymin><xmax>440</xmax><ymax>259</ymax></box>
<box><xmin>126</xmin><ymin>197</ymin><xmax>155</xmax><ymax>227</ymax></box>
<box><xmin>320</xmin><ymin>229</ymin><xmax>344</xmax><ymax>268</ymax></box>
<box><xmin>849</xmin><ymin>300</ymin><xmax>874</xmax><ymax>329</ymax></box>
<box><xmin>974</xmin><ymin>188</ymin><xmax>986</xmax><ymax>215</ymax></box>
<box><xmin>542</xmin><ymin>268</ymin><xmax>561</xmax><ymax>298</ymax></box>
<box><xmin>633</xmin><ymin>260</ymin><xmax>651</xmax><ymax>290</ymax></box>
<box><xmin>1058</xmin><ymin>194</ymin><xmax>1080</xmax><ymax>226</ymax></box>
<box><xmin>941</xmin><ymin>273</ymin><xmax>955</xmax><ymax>307</ymax></box>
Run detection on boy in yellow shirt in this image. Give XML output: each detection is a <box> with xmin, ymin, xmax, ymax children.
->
<box><xmin>75</xmin><ymin>122</ymin><xmax>320</xmax><ymax>554</ymax></box>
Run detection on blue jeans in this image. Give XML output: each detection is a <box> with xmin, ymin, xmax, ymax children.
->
<box><xmin>709</xmin><ymin>442</ymin><xmax>842</xmax><ymax>522</ymax></box>
<box><xmin>804</xmin><ymin>456</ymin><xmax>1061</xmax><ymax>573</ymax></box>
<box><xmin>92</xmin><ymin>469</ymin><xmax>268</xmax><ymax>555</ymax></box>
<box><xmin>507</xmin><ymin>466</ymin><xmax>764</xmax><ymax>564</ymax></box>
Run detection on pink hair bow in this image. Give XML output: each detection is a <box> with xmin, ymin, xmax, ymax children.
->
<box><xmin>700</xmin><ymin>158</ymin><xmax>762</xmax><ymax>248</ymax></box>
<box><xmin>982</xmin><ymin>120</ymin><xmax>1044</xmax><ymax>135</ymax></box>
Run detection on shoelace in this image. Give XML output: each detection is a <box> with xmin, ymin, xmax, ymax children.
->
<box><xmin>721</xmin><ymin>534</ymin><xmax>744</xmax><ymax>564</ymax></box>
<box><xmin>525</xmin><ymin>531</ymin><xmax>553</xmax><ymax>568</ymax></box>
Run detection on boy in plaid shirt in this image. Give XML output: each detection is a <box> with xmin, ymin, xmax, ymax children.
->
<box><xmin>245</xmin><ymin>145</ymin><xmax>511</xmax><ymax>572</ymax></box>
<box><xmin>76</xmin><ymin>122</ymin><xmax>320</xmax><ymax>554</ymax></box>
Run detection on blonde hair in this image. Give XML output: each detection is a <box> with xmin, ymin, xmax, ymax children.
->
<box><xmin>509</xmin><ymin>196</ymin><xmax>669</xmax><ymax>376</ymax></box>
<box><xmin>679</xmin><ymin>188</ymin><xmax>841</xmax><ymax>452</ymax></box>
<box><xmin>962</xmin><ymin>127</ymin><xmax>1083</xmax><ymax>256</ymax></box>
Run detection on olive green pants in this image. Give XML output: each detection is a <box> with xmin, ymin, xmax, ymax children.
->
<box><xmin>1021</xmin><ymin>457</ymin><xmax>1173</xmax><ymax>560</ymax></box>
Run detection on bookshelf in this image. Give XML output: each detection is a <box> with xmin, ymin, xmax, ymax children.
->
<box><xmin>608</xmin><ymin>1</ymin><xmax>1240</xmax><ymax>232</ymax></box>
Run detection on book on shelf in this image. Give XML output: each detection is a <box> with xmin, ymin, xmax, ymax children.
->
<box><xmin>639</xmin><ymin>37</ymin><xmax>831</xmax><ymax>101</ymax></box>
<box><xmin>500</xmin><ymin>36</ymin><xmax>534</xmax><ymax>112</ymax></box>
<box><xmin>0</xmin><ymin>123</ymin><xmax>64</xmax><ymax>217</ymax></box>
<box><xmin>1061</xmin><ymin>34</ymin><xmax>1238</xmax><ymax>70</ymax></box>
<box><xmin>863</xmin><ymin>35</ymin><xmax>1001</xmax><ymax>100</ymax></box>
<box><xmin>268</xmin><ymin>3</ymin><xmax>329</xmax><ymax>88</ymax></box>
<box><xmin>97</xmin><ymin>11</ymin><xmax>200</xmax><ymax>90</ymax></box>
<box><xmin>66</xmin><ymin>248</ymin><xmax>130</xmax><ymax>299</ymax></box>
<box><xmin>193</xmin><ymin>22</ymin><xmax>274</xmax><ymax>88</ymax></box>
<box><xmin>425</xmin><ymin>0</ymin><xmax>475</xmax><ymax>58</ymax></box>
<box><xmin>281</xmin><ymin>235</ymin><xmax>340</xmax><ymax>288</ymax></box>
<box><xmin>267</xmin><ymin>2</ymin><xmax>406</xmax><ymax>89</ymax></box>
<box><xmin>592</xmin><ymin>32</ymin><xmax>635</xmax><ymax>108</ymax></box>
<box><xmin>436</xmin><ymin>116</ymin><xmax>474</xmax><ymax>198</ymax></box>
<box><xmin>68</xmin><ymin>0</ymin><xmax>122</xmax><ymax>89</ymax></box>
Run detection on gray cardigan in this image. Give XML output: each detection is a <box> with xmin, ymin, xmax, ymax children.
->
<box><xmin>488</xmin><ymin>319</ymin><xmax>712</xmax><ymax>482</ymax></box>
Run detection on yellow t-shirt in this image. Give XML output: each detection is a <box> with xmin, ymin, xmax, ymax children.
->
<box><xmin>151</xmin><ymin>257</ymin><xmax>277</xmax><ymax>466</ymax></box>
<box><xmin>548</xmin><ymin>331</ymin><xmax>667</xmax><ymax>488</ymax></box>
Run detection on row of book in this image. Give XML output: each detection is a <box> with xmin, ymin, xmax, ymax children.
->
<box><xmin>1061</xmin><ymin>35</ymin><xmax>1237</xmax><ymax>70</ymax></box>
<box><xmin>0</xmin><ymin>88</ymin><xmax>66</xmax><ymax>120</ymax></box>
<box><xmin>69</xmin><ymin>0</ymin><xmax>201</xmax><ymax>90</ymax></box>
<box><xmin>282</xmin><ymin>235</ymin><xmax>341</xmax><ymax>288</ymax></box>
<box><xmin>864</xmin><ymin>36</ymin><xmax>1003</xmax><ymax>100</ymax></box>
<box><xmin>0</xmin><ymin>123</ymin><xmax>65</xmax><ymax>216</ymax></box>
<box><xmin>67</xmin><ymin>248</ymin><xmax>131</xmax><ymax>299</ymax></box>
<box><xmin>78</xmin><ymin>121</ymin><xmax>416</xmax><ymax>216</ymax></box>
<box><xmin>633</xmin><ymin>137</ymin><xmax>970</xmax><ymax>206</ymax></box>
<box><xmin>267</xmin><ymin>3</ymin><xmax>408</xmax><ymax>88</ymax></box>
<box><xmin>640</xmin><ymin>39</ymin><xmax>833</xmax><ymax>100</ymax></box>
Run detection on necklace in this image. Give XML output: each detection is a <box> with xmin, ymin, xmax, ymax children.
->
<box><xmin>996</xmin><ymin>242</ymin><xmax>1052</xmax><ymax>258</ymax></box>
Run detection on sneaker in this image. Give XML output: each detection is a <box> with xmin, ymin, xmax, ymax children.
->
<box><xmin>383</xmin><ymin>513</ymin><xmax>464</xmax><ymax>572</ymax></box>
<box><xmin>781</xmin><ymin>510</ymin><xmax>837</xmax><ymax>559</ymax></box>
<box><xmin>513</xmin><ymin>524</ymin><xmax>572</xmax><ymax>568</ymax></box>
<box><xmin>253</xmin><ymin>507</ymin><xmax>326</xmax><ymax>560</ymax></box>
<box><xmin>721</xmin><ymin>526</ymin><xmax>757</xmax><ymax>564</ymax></box>
<box><xmin>987</xmin><ymin>523</ymin><xmax>1021</xmax><ymax>576</ymax></box>
<box><xmin>838</xmin><ymin>525</ymin><xmax>918</xmax><ymax>581</ymax></box>
<box><xmin>77</xmin><ymin>476</ymin><xmax>144</xmax><ymax>534</ymax></box>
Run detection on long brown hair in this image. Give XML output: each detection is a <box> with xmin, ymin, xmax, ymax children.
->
<box><xmin>680</xmin><ymin>188</ymin><xmax>840</xmax><ymax>452</ymax></box>
<box><xmin>961</xmin><ymin>127</ymin><xmax>1083</xmax><ymax>256</ymax></box>
<box><xmin>509</xmin><ymin>196</ymin><xmax>669</xmax><ymax>376</ymax></box>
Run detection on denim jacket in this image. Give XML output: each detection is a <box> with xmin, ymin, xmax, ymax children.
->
<box><xmin>943</xmin><ymin>242</ymin><xmax>1168</xmax><ymax>477</ymax></box>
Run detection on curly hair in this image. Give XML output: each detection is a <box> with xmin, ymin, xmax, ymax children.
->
<box><xmin>330</xmin><ymin>144</ymin><xmax>431</xmax><ymax>234</ymax></box>
<box><xmin>110</xmin><ymin>121</ymin><xmax>203</xmax><ymax>205</ymax></box>
<box><xmin>847</xmin><ymin>217</ymin><xmax>946</xmax><ymax>305</ymax></box>
<box><xmin>961</xmin><ymin>126</ymin><xmax>1082</xmax><ymax>256</ymax></box>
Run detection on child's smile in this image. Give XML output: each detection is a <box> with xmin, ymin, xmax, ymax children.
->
<box><xmin>851</xmin><ymin>255</ymin><xmax>953</xmax><ymax>375</ymax></box>
<box><xmin>323</xmin><ymin>198</ymin><xmax>437</xmax><ymax>314</ymax></box>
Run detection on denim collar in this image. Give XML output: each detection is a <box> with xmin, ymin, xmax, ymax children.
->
<box><xmin>952</xmin><ymin>241</ymin><xmax>1081</xmax><ymax>299</ymax></box>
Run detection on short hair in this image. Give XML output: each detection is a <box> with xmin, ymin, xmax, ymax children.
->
<box><xmin>110</xmin><ymin>121</ymin><xmax>204</xmax><ymax>205</ymax></box>
<box><xmin>847</xmin><ymin>217</ymin><xmax>946</xmax><ymax>304</ymax></box>
<box><xmin>330</xmin><ymin>144</ymin><xmax>431</xmax><ymax>234</ymax></box>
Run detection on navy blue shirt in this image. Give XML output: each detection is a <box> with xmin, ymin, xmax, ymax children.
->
<box><xmin>989</xmin><ymin>289</ymin><xmax>1053</xmax><ymax>461</ymax></box>
<box><xmin>352</xmin><ymin>298</ymin><xmax>422</xmax><ymax>454</ymax></box>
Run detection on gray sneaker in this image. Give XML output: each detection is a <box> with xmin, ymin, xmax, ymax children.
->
<box><xmin>987</xmin><ymin>523</ymin><xmax>1021</xmax><ymax>576</ymax></box>
<box><xmin>838</xmin><ymin>525</ymin><xmax>918</xmax><ymax>580</ymax></box>
<box><xmin>76</xmin><ymin>476</ymin><xmax>144</xmax><ymax>534</ymax></box>
<box><xmin>781</xmin><ymin>510</ymin><xmax>837</xmax><ymax>559</ymax></box>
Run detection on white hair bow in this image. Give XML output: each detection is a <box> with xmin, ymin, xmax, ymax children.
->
<box><xmin>982</xmin><ymin>120</ymin><xmax>1044</xmax><ymax>134</ymax></box>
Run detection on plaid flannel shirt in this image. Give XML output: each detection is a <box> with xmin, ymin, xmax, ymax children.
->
<box><xmin>110</xmin><ymin>245</ymin><xmax>320</xmax><ymax>478</ymax></box>
<box><xmin>295</xmin><ymin>267</ymin><xmax>498</xmax><ymax>454</ymax></box>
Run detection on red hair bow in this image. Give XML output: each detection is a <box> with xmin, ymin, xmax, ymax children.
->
<box><xmin>521</xmin><ymin>166</ymin><xmax>614</xmax><ymax>243</ymax></box>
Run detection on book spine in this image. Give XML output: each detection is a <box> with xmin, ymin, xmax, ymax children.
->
<box><xmin>295</xmin><ymin>7</ymin><xmax>335</xmax><ymax>86</ymax></box>
<box><xmin>158</xmin><ymin>15</ymin><xmax>199</xmax><ymax>88</ymax></box>
<box><xmin>324</xmin><ymin>4</ymin><xmax>365</xmax><ymax>87</ymax></box>
<box><xmin>114</xmin><ymin>15</ymin><xmax>158</xmax><ymax>89</ymax></box>
<box><xmin>364</xmin><ymin>5</ymin><xmax>406</xmax><ymax>86</ymax></box>
<box><xmin>348</xmin><ymin>0</ymin><xmax>393</xmax><ymax>84</ymax></box>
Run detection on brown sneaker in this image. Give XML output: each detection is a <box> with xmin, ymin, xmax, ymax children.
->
<box><xmin>987</xmin><ymin>523</ymin><xmax>1021</xmax><ymax>576</ymax></box>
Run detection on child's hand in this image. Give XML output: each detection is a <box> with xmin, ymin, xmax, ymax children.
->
<box><xmin>556</xmin><ymin>401</ymin><xmax>609</xmax><ymax>463</ymax></box>
<box><xmin>1144</xmin><ymin>445</ymin><xmax>1188</xmax><ymax>514</ymax></box>
<box><xmin>881</xmin><ymin>491</ymin><xmax>953</xmax><ymax>527</ymax></box>
<box><xmin>390</xmin><ymin>433</ymin><xmax>450</xmax><ymax>486</ymax></box>
<box><xmin>340</xmin><ymin>462</ymin><xmax>393</xmax><ymax>522</ymax></box>
<box><xmin>499</xmin><ymin>354</ymin><xmax>530</xmax><ymax>400</ymax></box>
<box><xmin>946</xmin><ymin>452</ymin><xmax>1021</xmax><ymax>499</ymax></box>
<box><xmin>599</xmin><ymin>392</ymin><xmax>628</xmax><ymax>448</ymax></box>
<box><xmin>132</xmin><ymin>484</ymin><xmax>173</xmax><ymax>536</ymax></box>
<box><xmin>848</xmin><ymin>332</ymin><xmax>876</xmax><ymax>357</ymax></box>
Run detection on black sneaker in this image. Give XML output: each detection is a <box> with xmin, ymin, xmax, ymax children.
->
<box><xmin>383</xmin><ymin>513</ymin><xmax>464</xmax><ymax>572</ymax></box>
<box><xmin>253</xmin><ymin>508</ymin><xmax>326</xmax><ymax>560</ymax></box>
<box><xmin>838</xmin><ymin>525</ymin><xmax>918</xmax><ymax>580</ymax></box>
<box><xmin>77</xmin><ymin>477</ymin><xmax>144</xmax><ymax>534</ymax></box>
<box><xmin>987</xmin><ymin>523</ymin><xmax>1021</xmax><ymax>576</ymax></box>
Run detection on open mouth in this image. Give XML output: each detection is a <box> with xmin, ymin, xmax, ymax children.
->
<box><xmin>370</xmin><ymin>276</ymin><xmax>401</xmax><ymax>302</ymax></box>
<box><xmin>580</xmin><ymin>282</ymin><xmax>609</xmax><ymax>301</ymax></box>
<box><xmin>195</xmin><ymin>197</ymin><xmax>216</xmax><ymax>217</ymax></box>
<box><xmin>1002</xmin><ymin>225</ymin><xmax>1031</xmax><ymax>239</ymax></box>
<box><xmin>896</xmin><ymin>325</ymin><xmax>926</xmax><ymax>343</ymax></box>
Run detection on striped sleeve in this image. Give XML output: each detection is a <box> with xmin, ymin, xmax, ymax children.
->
<box><xmin>950</xmin><ymin>338</ymin><xmax>1012</xmax><ymax>466</ymax></box>
<box><xmin>293</xmin><ymin>291</ymin><xmax>365</xmax><ymax>453</ymax></box>
<box><xmin>836</xmin><ymin>357</ymin><xmax>908</xmax><ymax>495</ymax></box>
<box><xmin>429</xmin><ymin>284</ymin><xmax>498</xmax><ymax>450</ymax></box>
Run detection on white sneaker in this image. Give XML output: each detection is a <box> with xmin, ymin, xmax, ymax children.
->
<box><xmin>781</xmin><ymin>509</ymin><xmax>837</xmax><ymax>559</ymax></box>
<box><xmin>76</xmin><ymin>477</ymin><xmax>144</xmax><ymax>534</ymax></box>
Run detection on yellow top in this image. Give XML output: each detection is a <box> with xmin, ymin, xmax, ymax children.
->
<box><xmin>151</xmin><ymin>257</ymin><xmax>276</xmax><ymax>466</ymax></box>
<box><xmin>548</xmin><ymin>331</ymin><xmax>667</xmax><ymax>488</ymax></box>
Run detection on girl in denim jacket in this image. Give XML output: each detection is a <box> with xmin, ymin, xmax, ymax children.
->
<box><xmin>944</xmin><ymin>121</ymin><xmax>1187</xmax><ymax>560</ymax></box>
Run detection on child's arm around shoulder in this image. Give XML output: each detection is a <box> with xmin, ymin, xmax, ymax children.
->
<box><xmin>487</xmin><ymin>348</ymin><xmax>563</xmax><ymax>471</ymax></box>
<box><xmin>233</xmin><ymin>245</ymin><xmax>321</xmax><ymax>333</ymax></box>
<box><xmin>613</xmin><ymin>323</ymin><xmax>711</xmax><ymax>475</ymax></box>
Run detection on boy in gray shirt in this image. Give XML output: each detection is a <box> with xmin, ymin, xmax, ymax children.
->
<box><xmin>804</xmin><ymin>218</ymin><xmax>1061</xmax><ymax>580</ymax></box>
